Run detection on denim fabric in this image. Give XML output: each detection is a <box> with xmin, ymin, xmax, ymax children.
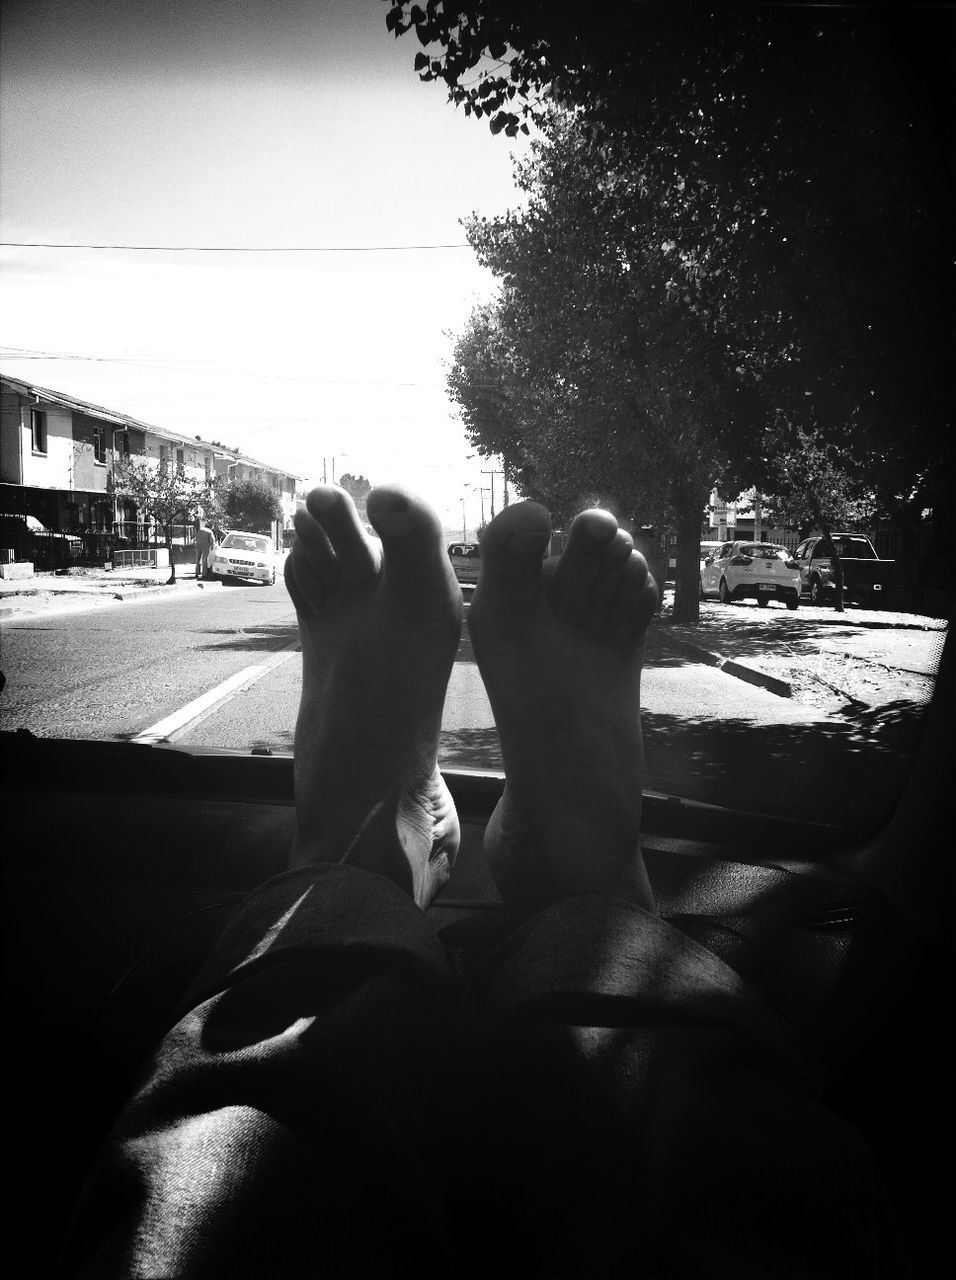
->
<box><xmin>62</xmin><ymin>865</ymin><xmax>897</xmax><ymax>1278</ymax></box>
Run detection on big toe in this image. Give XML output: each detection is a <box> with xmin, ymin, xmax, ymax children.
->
<box><xmin>366</xmin><ymin>486</ymin><xmax>460</xmax><ymax>611</ymax></box>
<box><xmin>477</xmin><ymin>501</ymin><xmax>553</xmax><ymax>589</ymax></box>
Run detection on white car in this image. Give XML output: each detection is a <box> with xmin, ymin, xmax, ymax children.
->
<box><xmin>212</xmin><ymin>531</ymin><xmax>278</xmax><ymax>585</ymax></box>
<box><xmin>700</xmin><ymin>541</ymin><xmax>800</xmax><ymax>609</ymax></box>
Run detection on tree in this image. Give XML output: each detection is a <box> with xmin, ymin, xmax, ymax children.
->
<box><xmin>390</xmin><ymin>2</ymin><xmax>954</xmax><ymax>558</ymax></box>
<box><xmin>449</xmin><ymin>111</ymin><xmax>759</xmax><ymax>621</ymax></box>
<box><xmin>764</xmin><ymin>421</ymin><xmax>874</xmax><ymax>613</ymax></box>
<box><xmin>222</xmin><ymin>478</ymin><xmax>282</xmax><ymax>534</ymax></box>
<box><xmin>113</xmin><ymin>458</ymin><xmax>210</xmax><ymax>585</ymax></box>
<box><xmin>338</xmin><ymin>473</ymin><xmax>373</xmax><ymax>528</ymax></box>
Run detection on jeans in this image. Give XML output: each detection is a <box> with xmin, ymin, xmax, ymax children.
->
<box><xmin>62</xmin><ymin>862</ymin><xmax>898</xmax><ymax>1277</ymax></box>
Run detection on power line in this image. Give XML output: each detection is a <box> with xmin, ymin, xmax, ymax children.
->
<box><xmin>1</xmin><ymin>240</ymin><xmax>472</xmax><ymax>253</ymax></box>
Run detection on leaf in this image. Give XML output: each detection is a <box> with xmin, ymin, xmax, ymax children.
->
<box><xmin>414</xmin><ymin>52</ymin><xmax>429</xmax><ymax>71</ymax></box>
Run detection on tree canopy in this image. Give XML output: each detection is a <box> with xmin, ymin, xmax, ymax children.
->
<box><xmin>113</xmin><ymin>457</ymin><xmax>210</xmax><ymax>583</ymax></box>
<box><xmin>392</xmin><ymin>1</ymin><xmax>954</xmax><ymax>523</ymax></box>
<box><xmin>338</xmin><ymin>473</ymin><xmax>373</xmax><ymax>527</ymax></box>
<box><xmin>222</xmin><ymin>478</ymin><xmax>282</xmax><ymax>533</ymax></box>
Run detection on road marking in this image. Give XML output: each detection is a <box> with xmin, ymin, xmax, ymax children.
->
<box><xmin>133</xmin><ymin>641</ymin><xmax>301</xmax><ymax>745</ymax></box>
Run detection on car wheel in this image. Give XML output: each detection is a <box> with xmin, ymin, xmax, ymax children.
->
<box><xmin>718</xmin><ymin>578</ymin><xmax>732</xmax><ymax>605</ymax></box>
<box><xmin>757</xmin><ymin>596</ymin><xmax>768</xmax><ymax>607</ymax></box>
<box><xmin>786</xmin><ymin>597</ymin><xmax>799</xmax><ymax>611</ymax></box>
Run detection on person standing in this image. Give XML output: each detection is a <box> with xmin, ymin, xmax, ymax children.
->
<box><xmin>194</xmin><ymin>517</ymin><xmax>216</xmax><ymax>579</ymax></box>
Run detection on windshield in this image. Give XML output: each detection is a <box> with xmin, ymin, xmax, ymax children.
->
<box><xmin>831</xmin><ymin>538</ymin><xmax>877</xmax><ymax>560</ymax></box>
<box><xmin>0</xmin><ymin>1</ymin><xmax>950</xmax><ymax>842</ymax></box>
<box><xmin>221</xmin><ymin>535</ymin><xmax>271</xmax><ymax>555</ymax></box>
<box><xmin>739</xmin><ymin>544</ymin><xmax>786</xmax><ymax>558</ymax></box>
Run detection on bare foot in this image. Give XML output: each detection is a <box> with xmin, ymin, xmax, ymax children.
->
<box><xmin>284</xmin><ymin>485</ymin><xmax>462</xmax><ymax>908</ymax></box>
<box><xmin>469</xmin><ymin>502</ymin><xmax>659</xmax><ymax>916</ymax></box>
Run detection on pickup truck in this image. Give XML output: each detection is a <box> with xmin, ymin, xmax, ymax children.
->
<box><xmin>792</xmin><ymin>533</ymin><xmax>895</xmax><ymax>607</ymax></box>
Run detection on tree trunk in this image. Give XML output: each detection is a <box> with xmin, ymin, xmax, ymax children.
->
<box><xmin>672</xmin><ymin>503</ymin><xmax>703</xmax><ymax>624</ymax></box>
<box><xmin>165</xmin><ymin>526</ymin><xmax>176</xmax><ymax>585</ymax></box>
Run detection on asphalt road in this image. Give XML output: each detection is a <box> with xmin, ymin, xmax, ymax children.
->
<box><xmin>0</xmin><ymin>573</ymin><xmax>930</xmax><ymax>829</ymax></box>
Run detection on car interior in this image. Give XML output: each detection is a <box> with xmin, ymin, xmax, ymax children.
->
<box><xmin>4</xmin><ymin>611</ymin><xmax>953</xmax><ymax>1271</ymax></box>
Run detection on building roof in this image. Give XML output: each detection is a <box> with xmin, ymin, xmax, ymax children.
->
<box><xmin>1</xmin><ymin>372</ymin><xmax>301</xmax><ymax>481</ymax></box>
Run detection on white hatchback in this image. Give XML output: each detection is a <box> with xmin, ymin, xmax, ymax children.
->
<box><xmin>212</xmin><ymin>531</ymin><xmax>278</xmax><ymax>585</ymax></box>
<box><xmin>700</xmin><ymin>541</ymin><xmax>800</xmax><ymax>609</ymax></box>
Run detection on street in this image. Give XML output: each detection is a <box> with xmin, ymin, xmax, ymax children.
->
<box><xmin>0</xmin><ymin>573</ymin><xmax>934</xmax><ymax>831</ymax></box>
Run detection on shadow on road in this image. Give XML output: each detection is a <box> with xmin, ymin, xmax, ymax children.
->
<box><xmin>195</xmin><ymin>625</ymin><xmax>299</xmax><ymax>653</ymax></box>
<box><xmin>440</xmin><ymin>728</ymin><xmax>502</xmax><ymax>770</ymax></box>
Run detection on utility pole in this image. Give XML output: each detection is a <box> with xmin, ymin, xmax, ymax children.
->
<box><xmin>478</xmin><ymin>487</ymin><xmax>490</xmax><ymax>526</ymax></box>
<box><xmin>482</xmin><ymin>468</ymin><xmax>507</xmax><ymax>517</ymax></box>
<box><xmin>461</xmin><ymin>498</ymin><xmax>467</xmax><ymax>542</ymax></box>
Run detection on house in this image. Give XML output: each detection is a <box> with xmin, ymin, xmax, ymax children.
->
<box><xmin>0</xmin><ymin>374</ymin><xmax>304</xmax><ymax>555</ymax></box>
<box><xmin>704</xmin><ymin>488</ymin><xmax>797</xmax><ymax>550</ymax></box>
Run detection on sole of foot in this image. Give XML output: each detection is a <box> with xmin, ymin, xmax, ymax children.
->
<box><xmin>284</xmin><ymin>484</ymin><xmax>463</xmax><ymax>909</ymax></box>
<box><xmin>469</xmin><ymin>502</ymin><xmax>659</xmax><ymax>917</ymax></box>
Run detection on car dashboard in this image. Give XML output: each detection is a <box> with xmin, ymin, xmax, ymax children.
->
<box><xmin>3</xmin><ymin>621</ymin><xmax>953</xmax><ymax>1272</ymax></box>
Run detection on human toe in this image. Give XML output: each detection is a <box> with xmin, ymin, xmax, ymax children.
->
<box><xmin>607</xmin><ymin>550</ymin><xmax>659</xmax><ymax>635</ymax></box>
<box><xmin>477</xmin><ymin>501</ymin><xmax>552</xmax><ymax>587</ymax></box>
<box><xmin>549</xmin><ymin>508</ymin><xmax>620</xmax><ymax>608</ymax></box>
<box><xmin>285</xmin><ymin>534</ymin><xmax>334</xmax><ymax>615</ymax></box>
<box><xmin>590</xmin><ymin>528</ymin><xmax>636</xmax><ymax>609</ymax></box>
<box><xmin>305</xmin><ymin>485</ymin><xmax>377</xmax><ymax>580</ymax></box>
<box><xmin>367</xmin><ymin>487</ymin><xmax>460</xmax><ymax>613</ymax></box>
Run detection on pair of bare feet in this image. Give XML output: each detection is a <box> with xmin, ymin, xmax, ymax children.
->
<box><xmin>284</xmin><ymin>485</ymin><xmax>659</xmax><ymax>918</ymax></box>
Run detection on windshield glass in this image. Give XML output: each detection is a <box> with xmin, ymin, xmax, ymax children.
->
<box><xmin>0</xmin><ymin>1</ymin><xmax>950</xmax><ymax>841</ymax></box>
<box><xmin>832</xmin><ymin>538</ymin><xmax>877</xmax><ymax>560</ymax></box>
<box><xmin>221</xmin><ymin>535</ymin><xmax>271</xmax><ymax>554</ymax></box>
<box><xmin>739</xmin><ymin>545</ymin><xmax>786</xmax><ymax>558</ymax></box>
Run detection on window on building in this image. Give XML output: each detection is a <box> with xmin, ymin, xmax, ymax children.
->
<box><xmin>93</xmin><ymin>423</ymin><xmax>107</xmax><ymax>465</ymax></box>
<box><xmin>30</xmin><ymin>409</ymin><xmax>48</xmax><ymax>455</ymax></box>
<box><xmin>119</xmin><ymin>432</ymin><xmax>131</xmax><ymax>458</ymax></box>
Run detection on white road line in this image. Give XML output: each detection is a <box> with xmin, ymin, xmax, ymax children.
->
<box><xmin>133</xmin><ymin>641</ymin><xmax>301</xmax><ymax>745</ymax></box>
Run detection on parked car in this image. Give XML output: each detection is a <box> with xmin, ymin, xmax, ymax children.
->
<box><xmin>667</xmin><ymin>539</ymin><xmax>724</xmax><ymax>581</ymax></box>
<box><xmin>700</xmin><ymin>541</ymin><xmax>801</xmax><ymax>609</ymax></box>
<box><xmin>0</xmin><ymin>514</ymin><xmax>82</xmax><ymax>570</ymax></box>
<box><xmin>211</xmin><ymin>531</ymin><xmax>278</xmax><ymax>585</ymax></box>
<box><xmin>792</xmin><ymin>533</ymin><xmax>895</xmax><ymax>608</ymax></box>
<box><xmin>447</xmin><ymin>542</ymin><xmax>481</xmax><ymax>559</ymax></box>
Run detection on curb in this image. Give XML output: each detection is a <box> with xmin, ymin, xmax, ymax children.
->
<box><xmin>655</xmin><ymin>630</ymin><xmax>795</xmax><ymax>698</ymax></box>
<box><xmin>0</xmin><ymin>578</ymin><xmax>223</xmax><ymax>620</ymax></box>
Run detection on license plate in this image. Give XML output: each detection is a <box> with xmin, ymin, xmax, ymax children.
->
<box><xmin>758</xmin><ymin>584</ymin><xmax>773</xmax><ymax>591</ymax></box>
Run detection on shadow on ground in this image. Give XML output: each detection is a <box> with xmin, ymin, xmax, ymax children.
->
<box><xmin>195</xmin><ymin>625</ymin><xmax>299</xmax><ymax>653</ymax></box>
<box><xmin>440</xmin><ymin>728</ymin><xmax>502</xmax><ymax>769</ymax></box>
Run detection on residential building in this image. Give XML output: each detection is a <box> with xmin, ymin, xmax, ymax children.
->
<box><xmin>0</xmin><ymin>374</ymin><xmax>303</xmax><ymax>553</ymax></box>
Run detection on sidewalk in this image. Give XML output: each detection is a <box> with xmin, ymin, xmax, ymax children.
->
<box><xmin>0</xmin><ymin>565</ymin><xmax>222</xmax><ymax>620</ymax></box>
<box><xmin>655</xmin><ymin>593</ymin><xmax>947</xmax><ymax>711</ymax></box>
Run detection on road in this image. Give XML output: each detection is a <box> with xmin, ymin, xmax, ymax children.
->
<box><xmin>0</xmin><ymin>574</ymin><xmax>930</xmax><ymax>829</ymax></box>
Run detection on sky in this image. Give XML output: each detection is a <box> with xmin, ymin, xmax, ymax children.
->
<box><xmin>0</xmin><ymin>0</ymin><xmax>534</xmax><ymax>534</ymax></box>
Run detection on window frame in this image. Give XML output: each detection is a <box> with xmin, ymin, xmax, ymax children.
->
<box><xmin>93</xmin><ymin>422</ymin><xmax>107</xmax><ymax>466</ymax></box>
<box><xmin>30</xmin><ymin>408</ymin><xmax>48</xmax><ymax>455</ymax></box>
